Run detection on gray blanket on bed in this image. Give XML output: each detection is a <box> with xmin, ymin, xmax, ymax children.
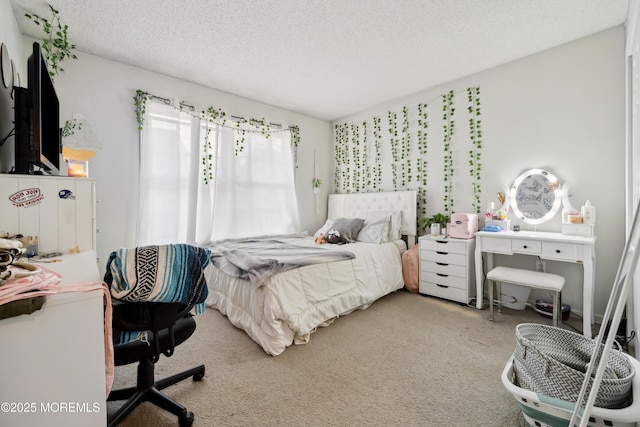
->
<box><xmin>208</xmin><ymin>239</ymin><xmax>355</xmax><ymax>288</ymax></box>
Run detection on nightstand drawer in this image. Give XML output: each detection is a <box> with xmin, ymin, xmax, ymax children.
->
<box><xmin>420</xmin><ymin>272</ymin><xmax>466</xmax><ymax>290</ymax></box>
<box><xmin>421</xmin><ymin>261</ymin><xmax>466</xmax><ymax>277</ymax></box>
<box><xmin>420</xmin><ymin>250</ymin><xmax>466</xmax><ymax>265</ymax></box>
<box><xmin>420</xmin><ymin>238</ymin><xmax>466</xmax><ymax>254</ymax></box>
<box><xmin>418</xmin><ymin>281</ymin><xmax>468</xmax><ymax>303</ymax></box>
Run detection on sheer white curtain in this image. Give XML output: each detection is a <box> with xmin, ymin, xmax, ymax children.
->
<box><xmin>206</xmin><ymin>124</ymin><xmax>300</xmax><ymax>241</ymax></box>
<box><xmin>136</xmin><ymin>97</ymin><xmax>300</xmax><ymax>246</ymax></box>
<box><xmin>136</xmin><ymin>100</ymin><xmax>201</xmax><ymax>246</ymax></box>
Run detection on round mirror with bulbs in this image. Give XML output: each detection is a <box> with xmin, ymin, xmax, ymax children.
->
<box><xmin>510</xmin><ymin>168</ymin><xmax>562</xmax><ymax>225</ymax></box>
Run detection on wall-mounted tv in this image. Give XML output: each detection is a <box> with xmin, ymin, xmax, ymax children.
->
<box><xmin>13</xmin><ymin>41</ymin><xmax>60</xmax><ymax>175</ymax></box>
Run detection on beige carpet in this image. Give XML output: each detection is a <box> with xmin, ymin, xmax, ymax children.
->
<box><xmin>108</xmin><ymin>290</ymin><xmax>585</xmax><ymax>426</ymax></box>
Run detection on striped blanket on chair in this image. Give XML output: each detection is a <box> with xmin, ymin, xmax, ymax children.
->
<box><xmin>106</xmin><ymin>244</ymin><xmax>211</xmax><ymax>345</ymax></box>
<box><xmin>107</xmin><ymin>244</ymin><xmax>210</xmax><ymax>313</ymax></box>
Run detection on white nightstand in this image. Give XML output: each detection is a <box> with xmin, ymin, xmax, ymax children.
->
<box><xmin>418</xmin><ymin>235</ymin><xmax>476</xmax><ymax>304</ymax></box>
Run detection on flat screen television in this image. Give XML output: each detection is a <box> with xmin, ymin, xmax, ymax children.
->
<box><xmin>13</xmin><ymin>41</ymin><xmax>60</xmax><ymax>175</ymax></box>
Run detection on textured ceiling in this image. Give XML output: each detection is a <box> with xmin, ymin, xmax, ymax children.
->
<box><xmin>9</xmin><ymin>0</ymin><xmax>629</xmax><ymax>121</ymax></box>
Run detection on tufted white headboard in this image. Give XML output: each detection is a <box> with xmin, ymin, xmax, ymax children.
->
<box><xmin>327</xmin><ymin>191</ymin><xmax>417</xmax><ymax>246</ymax></box>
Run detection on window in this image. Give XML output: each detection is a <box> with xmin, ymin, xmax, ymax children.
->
<box><xmin>136</xmin><ymin>98</ymin><xmax>300</xmax><ymax>246</ymax></box>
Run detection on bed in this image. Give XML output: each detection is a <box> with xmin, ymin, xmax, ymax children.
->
<box><xmin>204</xmin><ymin>190</ymin><xmax>417</xmax><ymax>355</ymax></box>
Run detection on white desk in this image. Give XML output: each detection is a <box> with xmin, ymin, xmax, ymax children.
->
<box><xmin>0</xmin><ymin>251</ymin><xmax>106</xmax><ymax>427</ymax></box>
<box><xmin>474</xmin><ymin>231</ymin><xmax>596</xmax><ymax>337</ymax></box>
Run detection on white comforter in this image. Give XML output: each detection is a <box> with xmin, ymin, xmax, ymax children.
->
<box><xmin>204</xmin><ymin>236</ymin><xmax>405</xmax><ymax>355</ymax></box>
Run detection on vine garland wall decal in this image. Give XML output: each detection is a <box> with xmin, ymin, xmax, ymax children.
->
<box><xmin>201</xmin><ymin>106</ymin><xmax>226</xmax><ymax>184</ymax></box>
<box><xmin>355</xmin><ymin>123</ymin><xmax>361</xmax><ymax>192</ymax></box>
<box><xmin>417</xmin><ymin>102</ymin><xmax>429</xmax><ymax>230</ymax></box>
<box><xmin>134</xmin><ymin>90</ymin><xmax>147</xmax><ymax>130</ymax></box>
<box><xmin>332</xmin><ymin>86</ymin><xmax>482</xmax><ymax>233</ymax></box>
<box><xmin>362</xmin><ymin>121</ymin><xmax>371</xmax><ymax>191</ymax></box>
<box><xmin>373</xmin><ymin>117</ymin><xmax>383</xmax><ymax>191</ymax></box>
<box><xmin>401</xmin><ymin>106</ymin><xmax>411</xmax><ymax>188</ymax></box>
<box><xmin>290</xmin><ymin>125</ymin><xmax>300</xmax><ymax>168</ymax></box>
<box><xmin>334</xmin><ymin>123</ymin><xmax>349</xmax><ymax>193</ymax></box>
<box><xmin>467</xmin><ymin>87</ymin><xmax>482</xmax><ymax>214</ymax></box>
<box><xmin>333</xmin><ymin>124</ymin><xmax>340</xmax><ymax>191</ymax></box>
<box><xmin>442</xmin><ymin>90</ymin><xmax>456</xmax><ymax>214</ymax></box>
<box><xmin>388</xmin><ymin>111</ymin><xmax>399</xmax><ymax>190</ymax></box>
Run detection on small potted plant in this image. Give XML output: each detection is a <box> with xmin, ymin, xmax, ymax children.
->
<box><xmin>423</xmin><ymin>213</ymin><xmax>450</xmax><ymax>236</ymax></box>
<box><xmin>312</xmin><ymin>178</ymin><xmax>322</xmax><ymax>194</ymax></box>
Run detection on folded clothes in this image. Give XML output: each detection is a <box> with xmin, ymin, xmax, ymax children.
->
<box><xmin>0</xmin><ymin>296</ymin><xmax>45</xmax><ymax>320</ymax></box>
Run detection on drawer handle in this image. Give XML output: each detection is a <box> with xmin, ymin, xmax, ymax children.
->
<box><xmin>436</xmin><ymin>262</ymin><xmax>449</xmax><ymax>266</ymax></box>
<box><xmin>523</xmin><ymin>245</ymin><xmax>528</xmax><ymax>249</ymax></box>
<box><xmin>436</xmin><ymin>273</ymin><xmax>448</xmax><ymax>277</ymax></box>
<box><xmin>436</xmin><ymin>240</ymin><xmax>448</xmax><ymax>244</ymax></box>
<box><xmin>556</xmin><ymin>249</ymin><xmax>561</xmax><ymax>254</ymax></box>
<box><xmin>436</xmin><ymin>284</ymin><xmax>449</xmax><ymax>288</ymax></box>
<box><xmin>436</xmin><ymin>251</ymin><xmax>449</xmax><ymax>255</ymax></box>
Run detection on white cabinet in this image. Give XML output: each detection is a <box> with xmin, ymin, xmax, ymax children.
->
<box><xmin>419</xmin><ymin>235</ymin><xmax>476</xmax><ymax>304</ymax></box>
<box><xmin>0</xmin><ymin>251</ymin><xmax>106</xmax><ymax>427</ymax></box>
<box><xmin>0</xmin><ymin>175</ymin><xmax>103</xmax><ymax>426</ymax></box>
<box><xmin>0</xmin><ymin>174</ymin><xmax>96</xmax><ymax>254</ymax></box>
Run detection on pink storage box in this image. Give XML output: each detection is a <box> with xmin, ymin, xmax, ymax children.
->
<box><xmin>448</xmin><ymin>213</ymin><xmax>478</xmax><ymax>239</ymax></box>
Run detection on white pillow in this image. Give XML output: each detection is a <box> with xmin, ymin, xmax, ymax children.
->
<box><xmin>357</xmin><ymin>213</ymin><xmax>390</xmax><ymax>244</ymax></box>
<box><xmin>314</xmin><ymin>218</ymin><xmax>334</xmax><ymax>238</ymax></box>
<box><xmin>387</xmin><ymin>210</ymin><xmax>402</xmax><ymax>241</ymax></box>
<box><xmin>358</xmin><ymin>210</ymin><xmax>402</xmax><ymax>242</ymax></box>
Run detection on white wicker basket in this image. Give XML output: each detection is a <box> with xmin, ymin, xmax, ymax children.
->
<box><xmin>502</xmin><ymin>355</ymin><xmax>640</xmax><ymax>427</ymax></box>
<box><xmin>513</xmin><ymin>323</ymin><xmax>634</xmax><ymax>409</ymax></box>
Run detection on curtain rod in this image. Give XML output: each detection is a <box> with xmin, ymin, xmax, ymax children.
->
<box><xmin>230</xmin><ymin>115</ymin><xmax>283</xmax><ymax>129</ymax></box>
<box><xmin>141</xmin><ymin>90</ymin><xmax>287</xmax><ymax>130</ymax></box>
<box><xmin>148</xmin><ymin>94</ymin><xmax>195</xmax><ymax>112</ymax></box>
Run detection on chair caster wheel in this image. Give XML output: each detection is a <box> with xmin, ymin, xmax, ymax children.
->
<box><xmin>193</xmin><ymin>367</ymin><xmax>205</xmax><ymax>382</ymax></box>
<box><xmin>179</xmin><ymin>410</ymin><xmax>194</xmax><ymax>427</ymax></box>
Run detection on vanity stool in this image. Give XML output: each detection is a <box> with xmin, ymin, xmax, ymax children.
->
<box><xmin>487</xmin><ymin>266</ymin><xmax>565</xmax><ymax>326</ymax></box>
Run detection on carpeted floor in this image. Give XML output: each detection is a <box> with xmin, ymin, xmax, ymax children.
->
<box><xmin>108</xmin><ymin>290</ymin><xmax>587</xmax><ymax>426</ymax></box>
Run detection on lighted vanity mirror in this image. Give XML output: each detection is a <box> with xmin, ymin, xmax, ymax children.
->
<box><xmin>510</xmin><ymin>168</ymin><xmax>562</xmax><ymax>225</ymax></box>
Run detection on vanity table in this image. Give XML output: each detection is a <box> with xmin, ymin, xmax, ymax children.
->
<box><xmin>474</xmin><ymin>231</ymin><xmax>596</xmax><ymax>336</ymax></box>
<box><xmin>476</xmin><ymin>168</ymin><xmax>598</xmax><ymax>337</ymax></box>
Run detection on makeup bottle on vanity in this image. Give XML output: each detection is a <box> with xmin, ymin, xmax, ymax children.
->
<box><xmin>581</xmin><ymin>200</ymin><xmax>595</xmax><ymax>225</ymax></box>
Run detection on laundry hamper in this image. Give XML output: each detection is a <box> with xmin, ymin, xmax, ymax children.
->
<box><xmin>513</xmin><ymin>323</ymin><xmax>634</xmax><ymax>409</ymax></box>
<box><xmin>501</xmin><ymin>195</ymin><xmax>640</xmax><ymax>426</ymax></box>
<box><xmin>502</xmin><ymin>354</ymin><xmax>640</xmax><ymax>427</ymax></box>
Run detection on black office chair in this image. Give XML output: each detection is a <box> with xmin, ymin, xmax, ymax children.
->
<box><xmin>104</xmin><ymin>244</ymin><xmax>210</xmax><ymax>427</ymax></box>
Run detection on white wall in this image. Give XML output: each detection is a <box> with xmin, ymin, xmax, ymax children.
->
<box><xmin>334</xmin><ymin>26</ymin><xmax>626</xmax><ymax>323</ymax></box>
